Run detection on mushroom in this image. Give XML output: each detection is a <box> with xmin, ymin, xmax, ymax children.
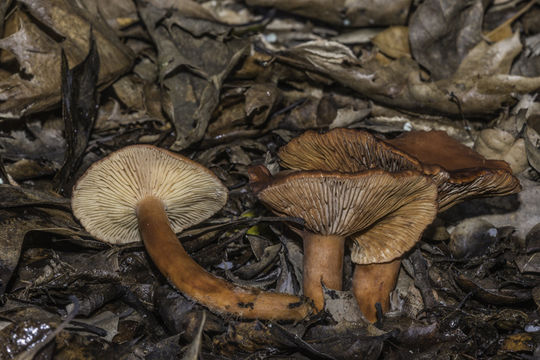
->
<box><xmin>277</xmin><ymin>128</ymin><xmax>521</xmax><ymax>321</ymax></box>
<box><xmin>383</xmin><ymin>130</ymin><xmax>521</xmax><ymax>211</ymax></box>
<box><xmin>72</xmin><ymin>145</ymin><xmax>314</xmax><ymax>320</ymax></box>
<box><xmin>249</xmin><ymin>165</ymin><xmax>438</xmax><ymax>312</ymax></box>
<box><xmin>278</xmin><ymin>128</ymin><xmax>422</xmax><ymax>174</ymax></box>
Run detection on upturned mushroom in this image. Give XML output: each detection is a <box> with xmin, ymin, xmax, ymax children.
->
<box><xmin>249</xmin><ymin>165</ymin><xmax>438</xmax><ymax>312</ymax></box>
<box><xmin>383</xmin><ymin>130</ymin><xmax>521</xmax><ymax>210</ymax></box>
<box><xmin>72</xmin><ymin>145</ymin><xmax>314</xmax><ymax>320</ymax></box>
<box><xmin>277</xmin><ymin>128</ymin><xmax>521</xmax><ymax>321</ymax></box>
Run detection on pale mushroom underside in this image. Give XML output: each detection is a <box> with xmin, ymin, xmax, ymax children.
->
<box><xmin>72</xmin><ymin>145</ymin><xmax>227</xmax><ymax>244</ymax></box>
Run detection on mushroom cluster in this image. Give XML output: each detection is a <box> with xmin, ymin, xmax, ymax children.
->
<box><xmin>251</xmin><ymin>128</ymin><xmax>521</xmax><ymax>322</ymax></box>
<box><xmin>72</xmin><ymin>145</ymin><xmax>314</xmax><ymax>320</ymax></box>
<box><xmin>70</xmin><ymin>133</ymin><xmax>520</xmax><ymax>323</ymax></box>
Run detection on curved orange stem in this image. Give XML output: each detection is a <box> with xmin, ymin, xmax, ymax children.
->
<box><xmin>137</xmin><ymin>196</ymin><xmax>313</xmax><ymax>320</ymax></box>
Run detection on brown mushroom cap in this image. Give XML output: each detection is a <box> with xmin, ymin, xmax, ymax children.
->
<box><xmin>279</xmin><ymin>128</ymin><xmax>520</xmax><ymax>212</ymax></box>
<box><xmin>72</xmin><ymin>145</ymin><xmax>227</xmax><ymax>244</ymax></box>
<box><xmin>278</xmin><ymin>128</ymin><xmax>422</xmax><ymax>173</ymax></box>
<box><xmin>257</xmin><ymin>169</ymin><xmax>438</xmax><ymax>261</ymax></box>
<box><xmin>384</xmin><ymin>130</ymin><xmax>521</xmax><ymax>210</ymax></box>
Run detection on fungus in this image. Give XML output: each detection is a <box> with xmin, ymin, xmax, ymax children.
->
<box><xmin>72</xmin><ymin>145</ymin><xmax>314</xmax><ymax>320</ymax></box>
<box><xmin>276</xmin><ymin>128</ymin><xmax>521</xmax><ymax>322</ymax></box>
<box><xmin>250</xmin><ymin>166</ymin><xmax>437</xmax><ymax>312</ymax></box>
<box><xmin>384</xmin><ymin>130</ymin><xmax>521</xmax><ymax>210</ymax></box>
<box><xmin>278</xmin><ymin>128</ymin><xmax>422</xmax><ymax>174</ymax></box>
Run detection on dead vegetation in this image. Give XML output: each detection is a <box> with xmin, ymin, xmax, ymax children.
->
<box><xmin>1</xmin><ymin>0</ymin><xmax>540</xmax><ymax>359</ymax></box>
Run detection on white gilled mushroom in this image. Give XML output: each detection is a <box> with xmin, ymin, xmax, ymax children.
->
<box><xmin>72</xmin><ymin>145</ymin><xmax>314</xmax><ymax>320</ymax></box>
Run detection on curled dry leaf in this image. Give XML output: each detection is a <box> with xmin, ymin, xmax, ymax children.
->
<box><xmin>277</xmin><ymin>34</ymin><xmax>540</xmax><ymax>117</ymax></box>
<box><xmin>138</xmin><ymin>1</ymin><xmax>249</xmax><ymax>151</ymax></box>
<box><xmin>525</xmin><ymin>114</ymin><xmax>540</xmax><ymax>172</ymax></box>
<box><xmin>0</xmin><ymin>0</ymin><xmax>133</xmax><ymax>119</ymax></box>
<box><xmin>409</xmin><ymin>0</ymin><xmax>484</xmax><ymax>80</ymax></box>
<box><xmin>474</xmin><ymin>128</ymin><xmax>528</xmax><ymax>174</ymax></box>
<box><xmin>246</xmin><ymin>0</ymin><xmax>412</xmax><ymax>28</ymax></box>
<box><xmin>372</xmin><ymin>26</ymin><xmax>410</xmax><ymax>59</ymax></box>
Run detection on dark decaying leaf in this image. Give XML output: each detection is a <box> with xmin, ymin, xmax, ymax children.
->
<box><xmin>323</xmin><ymin>288</ymin><xmax>366</xmax><ymax>323</ymax></box>
<box><xmin>511</xmin><ymin>33</ymin><xmax>540</xmax><ymax>77</ymax></box>
<box><xmin>144</xmin><ymin>334</ymin><xmax>183</xmax><ymax>360</ymax></box>
<box><xmin>181</xmin><ymin>311</ymin><xmax>205</xmax><ymax>360</ymax></box>
<box><xmin>138</xmin><ymin>1</ymin><xmax>249</xmax><ymax>150</ymax></box>
<box><xmin>408</xmin><ymin>0</ymin><xmax>484</xmax><ymax>80</ymax></box>
<box><xmin>246</xmin><ymin>0</ymin><xmax>412</xmax><ymax>28</ymax></box>
<box><xmin>456</xmin><ymin>273</ymin><xmax>532</xmax><ymax>305</ymax></box>
<box><xmin>0</xmin><ymin>0</ymin><xmax>12</xmax><ymax>38</ymax></box>
<box><xmin>276</xmin><ymin>36</ymin><xmax>540</xmax><ymax>117</ymax></box>
<box><xmin>0</xmin><ymin>207</ymin><xmax>84</xmax><ymax>295</ymax></box>
<box><xmin>515</xmin><ymin>253</ymin><xmax>540</xmax><ymax>274</ymax></box>
<box><xmin>0</xmin><ymin>185</ymin><xmax>70</xmax><ymax>209</ymax></box>
<box><xmin>526</xmin><ymin>223</ymin><xmax>540</xmax><ymax>253</ymax></box>
<box><xmin>0</xmin><ymin>307</ymin><xmax>59</xmax><ymax>359</ymax></box>
<box><xmin>53</xmin><ymin>35</ymin><xmax>99</xmax><ymax>195</ymax></box>
<box><xmin>0</xmin><ymin>0</ymin><xmax>133</xmax><ymax>119</ymax></box>
<box><xmin>0</xmin><ymin>121</ymin><xmax>65</xmax><ymax>164</ymax></box>
<box><xmin>0</xmin><ymin>154</ymin><xmax>10</xmax><ymax>184</ymax></box>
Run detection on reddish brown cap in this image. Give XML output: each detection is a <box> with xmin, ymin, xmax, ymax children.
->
<box><xmin>253</xmin><ymin>168</ymin><xmax>438</xmax><ymax>262</ymax></box>
<box><xmin>385</xmin><ymin>131</ymin><xmax>521</xmax><ymax>210</ymax></box>
<box><xmin>72</xmin><ymin>145</ymin><xmax>227</xmax><ymax>244</ymax></box>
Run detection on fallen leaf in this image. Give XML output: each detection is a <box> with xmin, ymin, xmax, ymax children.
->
<box><xmin>138</xmin><ymin>1</ymin><xmax>249</xmax><ymax>150</ymax></box>
<box><xmin>475</xmin><ymin>128</ymin><xmax>528</xmax><ymax>174</ymax></box>
<box><xmin>276</xmin><ymin>36</ymin><xmax>540</xmax><ymax>116</ymax></box>
<box><xmin>53</xmin><ymin>37</ymin><xmax>99</xmax><ymax>195</ymax></box>
<box><xmin>0</xmin><ymin>0</ymin><xmax>133</xmax><ymax>119</ymax></box>
<box><xmin>372</xmin><ymin>26</ymin><xmax>410</xmax><ymax>59</ymax></box>
<box><xmin>409</xmin><ymin>0</ymin><xmax>484</xmax><ymax>80</ymax></box>
<box><xmin>246</xmin><ymin>0</ymin><xmax>411</xmax><ymax>28</ymax></box>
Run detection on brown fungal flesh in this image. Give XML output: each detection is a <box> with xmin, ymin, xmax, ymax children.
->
<box><xmin>352</xmin><ymin>259</ymin><xmax>401</xmax><ymax>322</ymax></box>
<box><xmin>301</xmin><ymin>232</ymin><xmax>345</xmax><ymax>310</ymax></box>
<box><xmin>277</xmin><ymin>128</ymin><xmax>521</xmax><ymax>322</ymax></box>
<box><xmin>384</xmin><ymin>130</ymin><xmax>521</xmax><ymax>210</ymax></box>
<box><xmin>250</xmin><ymin>166</ymin><xmax>438</xmax><ymax>313</ymax></box>
<box><xmin>278</xmin><ymin>128</ymin><xmax>422</xmax><ymax>174</ymax></box>
<box><xmin>73</xmin><ymin>145</ymin><xmax>313</xmax><ymax>320</ymax></box>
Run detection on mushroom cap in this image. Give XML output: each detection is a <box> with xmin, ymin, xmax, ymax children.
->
<box><xmin>255</xmin><ymin>169</ymin><xmax>438</xmax><ymax>260</ymax></box>
<box><xmin>72</xmin><ymin>145</ymin><xmax>228</xmax><ymax>244</ymax></box>
<box><xmin>384</xmin><ymin>130</ymin><xmax>521</xmax><ymax>210</ymax></box>
<box><xmin>279</xmin><ymin>128</ymin><xmax>520</xmax><ymax>212</ymax></box>
<box><xmin>278</xmin><ymin>128</ymin><xmax>422</xmax><ymax>173</ymax></box>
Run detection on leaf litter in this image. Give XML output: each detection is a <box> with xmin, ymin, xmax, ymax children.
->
<box><xmin>0</xmin><ymin>0</ymin><xmax>540</xmax><ymax>358</ymax></box>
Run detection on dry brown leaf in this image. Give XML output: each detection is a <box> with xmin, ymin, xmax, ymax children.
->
<box><xmin>246</xmin><ymin>0</ymin><xmax>411</xmax><ymax>27</ymax></box>
<box><xmin>139</xmin><ymin>1</ymin><xmax>249</xmax><ymax>150</ymax></box>
<box><xmin>475</xmin><ymin>128</ymin><xmax>528</xmax><ymax>173</ymax></box>
<box><xmin>277</xmin><ymin>36</ymin><xmax>540</xmax><ymax>116</ymax></box>
<box><xmin>0</xmin><ymin>0</ymin><xmax>133</xmax><ymax>119</ymax></box>
<box><xmin>372</xmin><ymin>26</ymin><xmax>410</xmax><ymax>59</ymax></box>
<box><xmin>409</xmin><ymin>0</ymin><xmax>484</xmax><ymax>80</ymax></box>
<box><xmin>484</xmin><ymin>0</ymin><xmax>536</xmax><ymax>42</ymax></box>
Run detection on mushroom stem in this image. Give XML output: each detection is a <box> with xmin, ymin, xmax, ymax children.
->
<box><xmin>302</xmin><ymin>232</ymin><xmax>345</xmax><ymax>311</ymax></box>
<box><xmin>137</xmin><ymin>196</ymin><xmax>313</xmax><ymax>320</ymax></box>
<box><xmin>352</xmin><ymin>259</ymin><xmax>401</xmax><ymax>322</ymax></box>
